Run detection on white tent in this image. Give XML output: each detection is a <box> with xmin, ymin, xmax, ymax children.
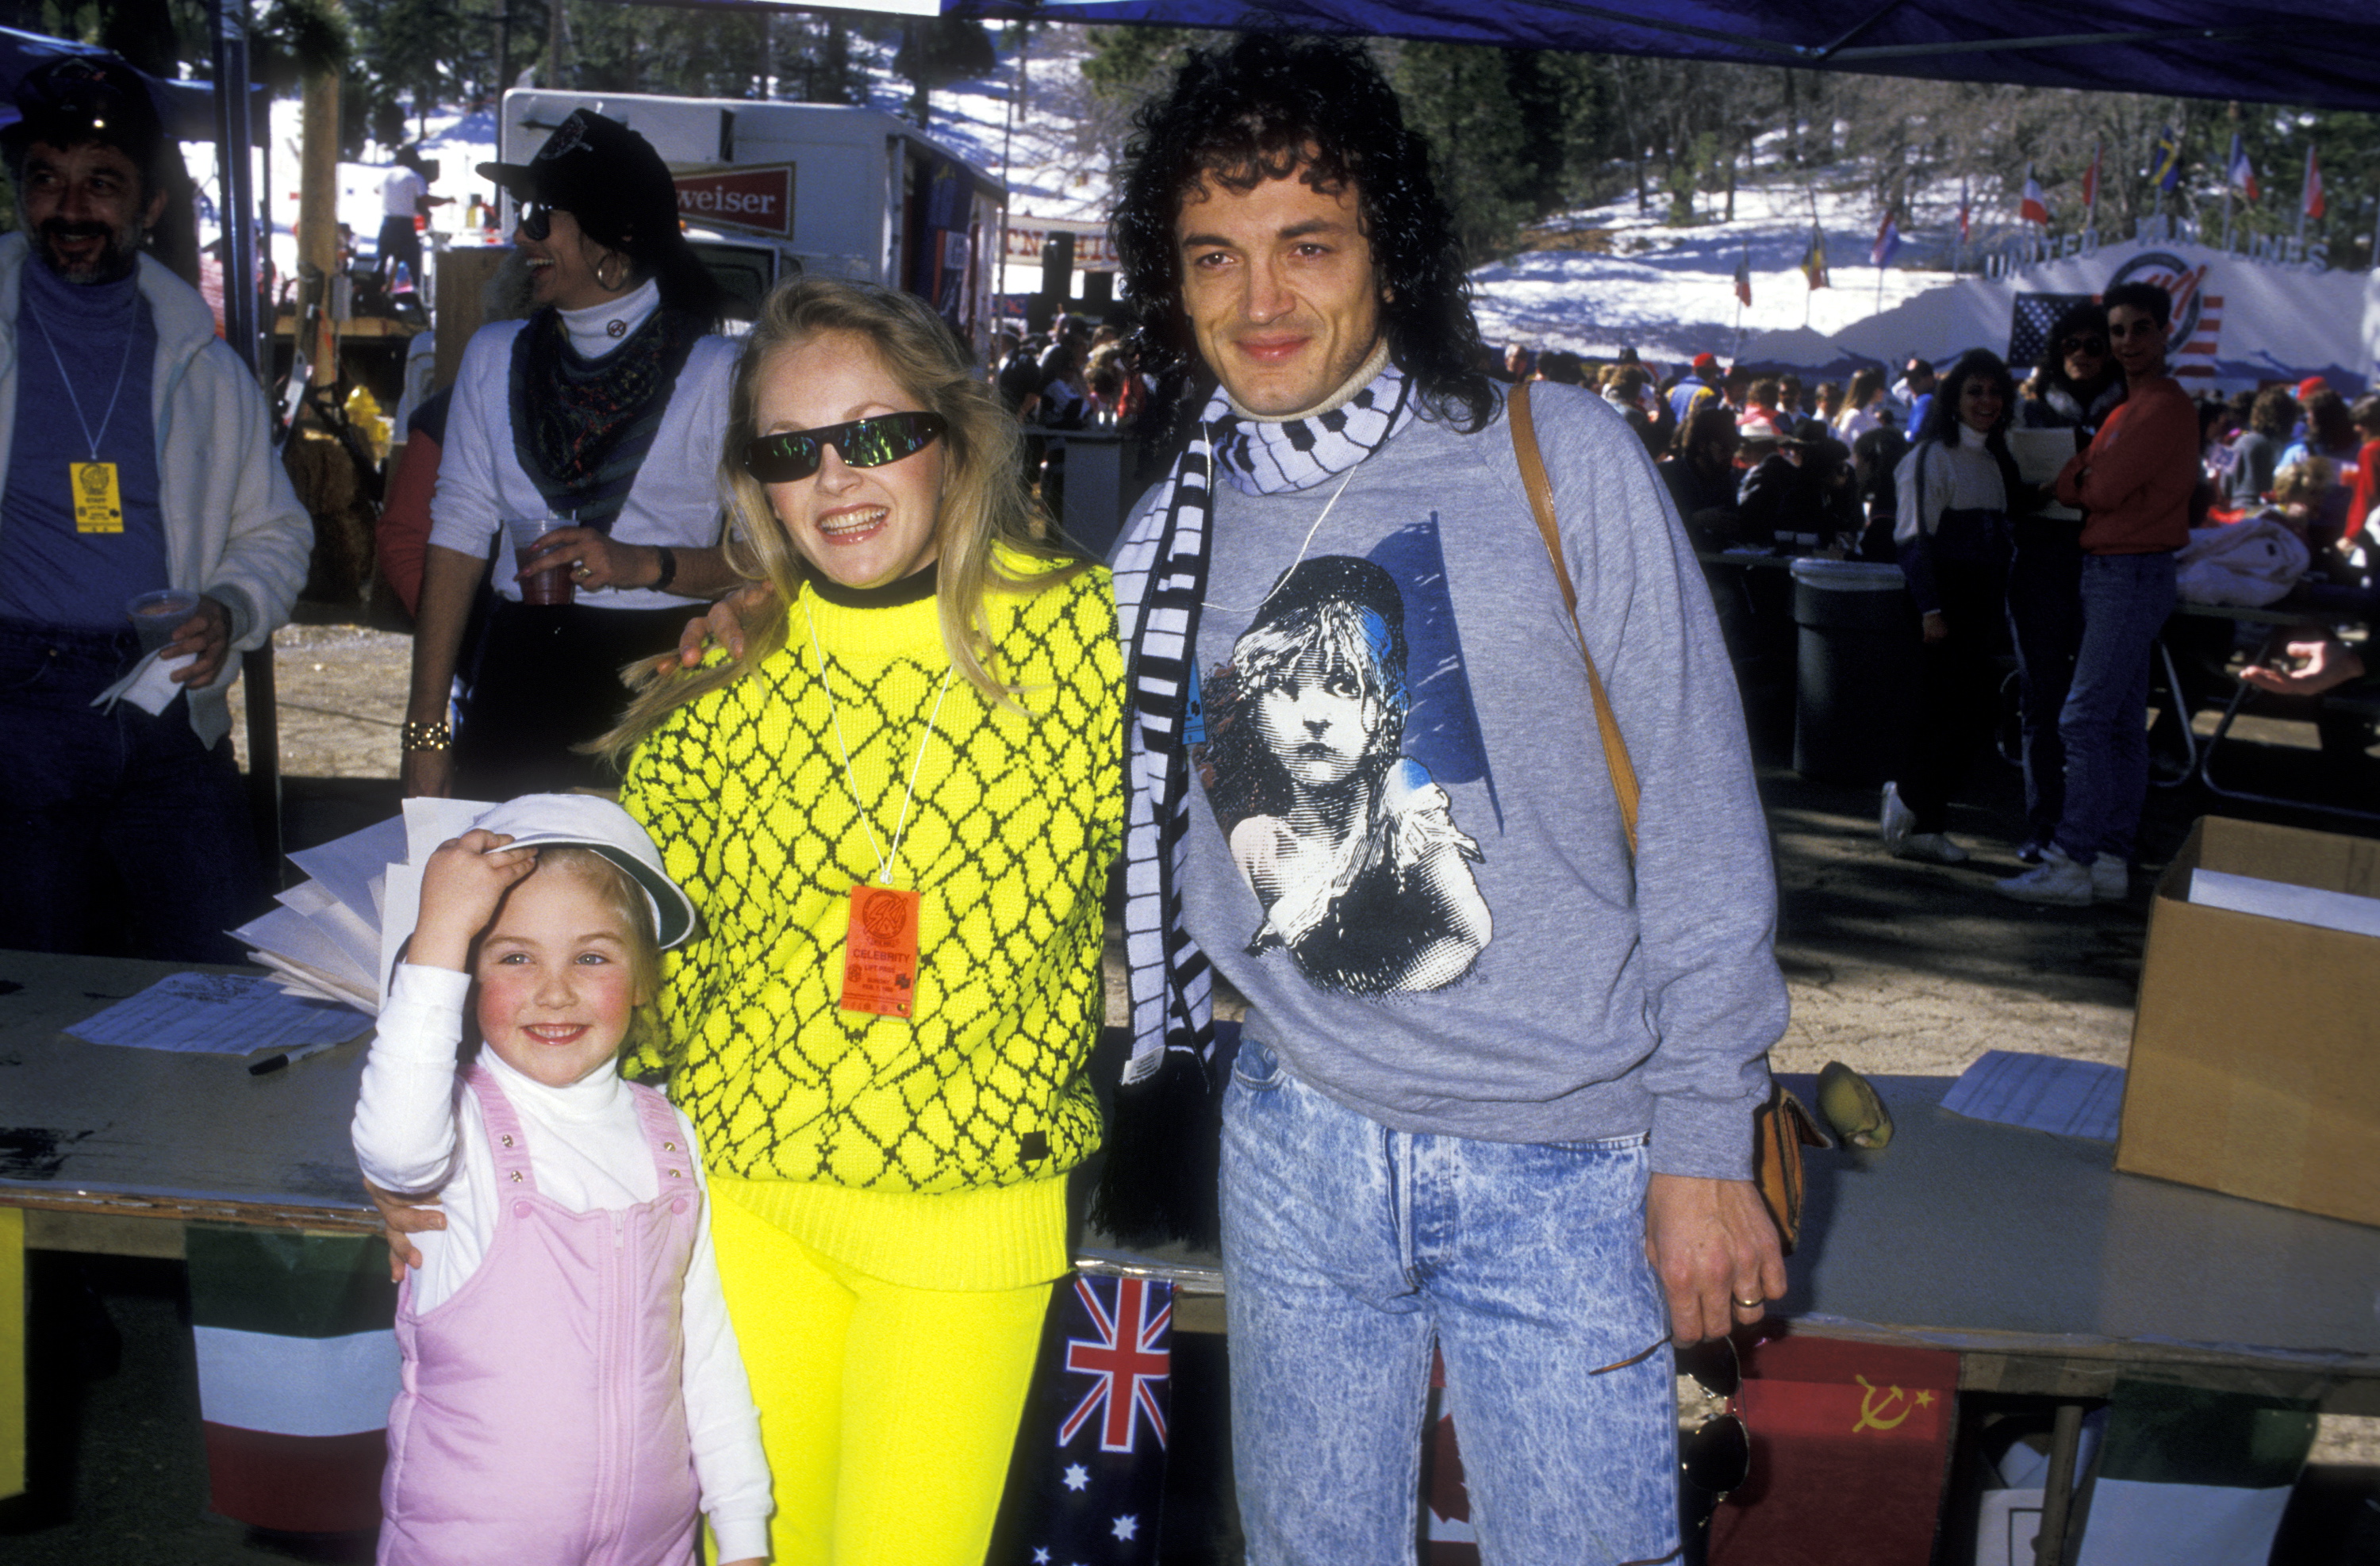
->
<box><xmin>1832</xmin><ymin>236</ymin><xmax>2372</xmax><ymax>393</ymax></box>
<box><xmin>1733</xmin><ymin>326</ymin><xmax>1875</xmax><ymax>379</ymax></box>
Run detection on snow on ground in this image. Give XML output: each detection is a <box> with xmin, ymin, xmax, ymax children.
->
<box><xmin>177</xmin><ymin>23</ymin><xmax>1979</xmax><ymax>369</ymax></box>
<box><xmin>1469</xmin><ymin>179</ymin><xmax>1965</xmax><ymax>363</ymax></box>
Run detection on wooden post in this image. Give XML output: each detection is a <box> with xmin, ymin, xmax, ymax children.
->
<box><xmin>432</xmin><ymin>245</ymin><xmax>513</xmax><ymax>395</ymax></box>
<box><xmin>298</xmin><ymin>66</ymin><xmax>340</xmax><ymax>389</ymax></box>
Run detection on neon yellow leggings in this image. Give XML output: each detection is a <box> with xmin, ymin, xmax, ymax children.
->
<box><xmin>707</xmin><ymin>1192</ymin><xmax>1052</xmax><ymax>1566</ymax></box>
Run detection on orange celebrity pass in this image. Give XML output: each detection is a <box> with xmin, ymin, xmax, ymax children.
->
<box><xmin>841</xmin><ymin>884</ymin><xmax>921</xmax><ymax>1017</ymax></box>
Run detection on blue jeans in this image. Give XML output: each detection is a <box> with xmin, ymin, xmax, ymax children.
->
<box><xmin>1221</xmin><ymin>1038</ymin><xmax>1678</xmax><ymax>1565</ymax></box>
<box><xmin>0</xmin><ymin>616</ymin><xmax>263</xmax><ymax>962</ymax></box>
<box><xmin>2053</xmin><ymin>552</ymin><xmax>2178</xmax><ymax>867</ymax></box>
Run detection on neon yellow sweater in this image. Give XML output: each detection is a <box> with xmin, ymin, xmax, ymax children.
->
<box><xmin>620</xmin><ymin>555</ymin><xmax>1123</xmax><ymax>1288</ymax></box>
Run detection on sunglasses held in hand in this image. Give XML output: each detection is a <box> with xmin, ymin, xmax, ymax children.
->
<box><xmin>741</xmin><ymin>412</ymin><xmax>949</xmax><ymax>484</ymax></box>
<box><xmin>1677</xmin><ymin>1334</ymin><xmax>1751</xmax><ymax>1508</ymax></box>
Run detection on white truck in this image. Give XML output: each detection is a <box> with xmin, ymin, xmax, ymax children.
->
<box><xmin>495</xmin><ymin>89</ymin><xmax>1007</xmax><ymax>357</ymax></box>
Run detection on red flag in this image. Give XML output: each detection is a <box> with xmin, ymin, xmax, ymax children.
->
<box><xmin>2019</xmin><ymin>175</ymin><xmax>2050</xmax><ymax>227</ymax></box>
<box><xmin>2304</xmin><ymin>147</ymin><xmax>2327</xmax><ymax>219</ymax></box>
<box><xmin>1706</xmin><ymin>1330</ymin><xmax>1960</xmax><ymax>1566</ymax></box>
<box><xmin>2082</xmin><ymin>141</ymin><xmax>2102</xmax><ymax>211</ymax></box>
<box><xmin>1957</xmin><ymin>179</ymin><xmax>1971</xmax><ymax>242</ymax></box>
<box><xmin>1734</xmin><ymin>244</ymin><xmax>1752</xmax><ymax>307</ymax></box>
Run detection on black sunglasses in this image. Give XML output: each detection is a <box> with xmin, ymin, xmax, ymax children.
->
<box><xmin>520</xmin><ymin>202</ymin><xmax>553</xmax><ymax>242</ymax></box>
<box><xmin>2061</xmin><ymin>336</ymin><xmax>2109</xmax><ymax>356</ymax></box>
<box><xmin>742</xmin><ymin>412</ymin><xmax>948</xmax><ymax>484</ymax></box>
<box><xmin>1676</xmin><ymin>1335</ymin><xmax>1751</xmax><ymax>1501</ymax></box>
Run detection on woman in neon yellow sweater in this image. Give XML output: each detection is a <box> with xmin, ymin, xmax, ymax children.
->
<box><xmin>601</xmin><ymin>278</ymin><xmax>1123</xmax><ymax>1566</ymax></box>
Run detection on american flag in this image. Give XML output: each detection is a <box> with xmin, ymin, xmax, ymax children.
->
<box><xmin>2175</xmin><ymin>280</ymin><xmax>2225</xmax><ymax>382</ymax></box>
<box><xmin>989</xmin><ymin>1273</ymin><xmax>1174</xmax><ymax>1566</ymax></box>
<box><xmin>2006</xmin><ymin>292</ymin><xmax>2097</xmax><ymax>372</ymax></box>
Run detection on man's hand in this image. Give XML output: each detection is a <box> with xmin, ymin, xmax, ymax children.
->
<box><xmin>164</xmin><ymin>594</ymin><xmax>233</xmax><ymax>685</ymax></box>
<box><xmin>664</xmin><ymin>581</ymin><xmax>778</xmax><ymax>672</ymax></box>
<box><xmin>1645</xmin><ymin>1173</ymin><xmax>1787</xmax><ymax>1345</ymax></box>
<box><xmin>365</xmin><ymin>1178</ymin><xmax>447</xmax><ymax>1284</ymax></box>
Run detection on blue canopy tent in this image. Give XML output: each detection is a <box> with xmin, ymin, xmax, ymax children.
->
<box><xmin>0</xmin><ymin>25</ymin><xmax>230</xmax><ymax>140</ymax></box>
<box><xmin>937</xmin><ymin>1</ymin><xmax>2380</xmax><ymax>112</ymax></box>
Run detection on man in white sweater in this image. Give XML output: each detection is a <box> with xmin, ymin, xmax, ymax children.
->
<box><xmin>0</xmin><ymin>57</ymin><xmax>310</xmax><ymax>961</ymax></box>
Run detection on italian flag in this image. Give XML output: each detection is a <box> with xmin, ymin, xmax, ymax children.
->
<box><xmin>186</xmin><ymin>1225</ymin><xmax>399</xmax><ymax>1533</ymax></box>
<box><xmin>2073</xmin><ymin>1380</ymin><xmax>2315</xmax><ymax>1564</ymax></box>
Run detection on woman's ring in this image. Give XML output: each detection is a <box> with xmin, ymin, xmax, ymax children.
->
<box><xmin>1735</xmin><ymin>1295</ymin><xmax>1764</xmax><ymax>1309</ymax></box>
<box><xmin>573</xmin><ymin>562</ymin><xmax>592</xmax><ymax>580</ymax></box>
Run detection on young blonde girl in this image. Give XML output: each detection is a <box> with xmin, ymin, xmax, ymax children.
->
<box><xmin>353</xmin><ymin>793</ymin><xmax>769</xmax><ymax>1565</ymax></box>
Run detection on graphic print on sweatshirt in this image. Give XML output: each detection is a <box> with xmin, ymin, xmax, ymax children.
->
<box><xmin>1192</xmin><ymin>520</ymin><xmax>1496</xmax><ymax>996</ymax></box>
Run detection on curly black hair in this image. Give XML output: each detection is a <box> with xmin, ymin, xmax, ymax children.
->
<box><xmin>1109</xmin><ymin>32</ymin><xmax>1496</xmax><ymax>438</ymax></box>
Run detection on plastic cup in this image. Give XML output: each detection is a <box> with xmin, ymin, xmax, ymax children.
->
<box><xmin>504</xmin><ymin>516</ymin><xmax>573</xmax><ymax>606</ymax></box>
<box><xmin>125</xmin><ymin>589</ymin><xmax>201</xmax><ymax>654</ymax></box>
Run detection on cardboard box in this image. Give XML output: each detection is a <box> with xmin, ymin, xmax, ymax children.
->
<box><xmin>2117</xmin><ymin>816</ymin><xmax>2380</xmax><ymax>1227</ymax></box>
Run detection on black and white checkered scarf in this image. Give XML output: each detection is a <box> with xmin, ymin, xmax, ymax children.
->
<box><xmin>1096</xmin><ymin>360</ymin><xmax>1416</xmax><ymax>1239</ymax></box>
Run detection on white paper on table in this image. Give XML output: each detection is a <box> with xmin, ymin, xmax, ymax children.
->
<box><xmin>271</xmin><ymin>881</ymin><xmax>382</xmax><ymax>981</ymax></box>
<box><xmin>251</xmin><ymin>950</ymin><xmax>378</xmax><ymax>1012</ymax></box>
<box><xmin>65</xmin><ymin>972</ymin><xmax>373</xmax><ymax>1054</ymax></box>
<box><xmin>1940</xmin><ymin>1049</ymin><xmax>2126</xmax><ymax>1141</ymax></box>
<box><xmin>288</xmin><ymin>815</ymin><xmax>409</xmax><ymax>928</ymax></box>
<box><xmin>2008</xmin><ymin>428</ymin><xmax>2084</xmax><ymax>521</ymax></box>
<box><xmin>2188</xmin><ymin>868</ymin><xmax>2380</xmax><ymax>938</ymax></box>
<box><xmin>379</xmin><ymin>797</ymin><xmax>496</xmax><ymax>1006</ymax></box>
<box><xmin>232</xmin><ymin>904</ymin><xmax>377</xmax><ymax>1004</ymax></box>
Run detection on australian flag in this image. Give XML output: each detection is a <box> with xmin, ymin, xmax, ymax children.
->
<box><xmin>990</xmin><ymin>1273</ymin><xmax>1175</xmax><ymax>1564</ymax></box>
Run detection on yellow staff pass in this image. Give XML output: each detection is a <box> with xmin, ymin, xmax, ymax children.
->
<box><xmin>71</xmin><ymin>462</ymin><xmax>122</xmax><ymax>534</ymax></box>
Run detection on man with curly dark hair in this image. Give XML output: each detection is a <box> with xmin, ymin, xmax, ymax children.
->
<box><xmin>1104</xmin><ymin>33</ymin><xmax>1788</xmax><ymax>1561</ymax></box>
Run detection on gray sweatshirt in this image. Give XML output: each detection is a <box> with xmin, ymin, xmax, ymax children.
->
<box><xmin>1178</xmin><ymin>382</ymin><xmax>1787</xmax><ymax>1178</ymax></box>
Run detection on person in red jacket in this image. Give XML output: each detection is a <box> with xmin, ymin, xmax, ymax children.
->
<box><xmin>1998</xmin><ymin>282</ymin><xmax>2194</xmax><ymax>906</ymax></box>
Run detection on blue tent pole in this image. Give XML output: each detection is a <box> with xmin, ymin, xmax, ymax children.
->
<box><xmin>209</xmin><ymin>0</ymin><xmax>260</xmax><ymax>376</ymax></box>
<box><xmin>208</xmin><ymin>0</ymin><xmax>282</xmax><ymax>881</ymax></box>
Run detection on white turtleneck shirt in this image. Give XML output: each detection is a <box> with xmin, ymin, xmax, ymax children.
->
<box><xmin>352</xmin><ymin>962</ymin><xmax>770</xmax><ymax>1560</ymax></box>
<box><xmin>557</xmin><ymin>275</ymin><xmax>659</xmax><ymax>358</ymax></box>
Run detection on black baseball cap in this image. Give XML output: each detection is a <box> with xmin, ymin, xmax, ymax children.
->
<box><xmin>5</xmin><ymin>56</ymin><xmax>165</xmax><ymax>175</ymax></box>
<box><xmin>478</xmin><ymin>109</ymin><xmax>685</xmax><ymax>264</ymax></box>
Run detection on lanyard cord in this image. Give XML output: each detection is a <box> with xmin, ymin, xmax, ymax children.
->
<box><xmin>1200</xmin><ymin>453</ymin><xmax>1359</xmax><ymax>614</ymax></box>
<box><xmin>28</xmin><ymin>298</ymin><xmax>140</xmax><ymax>463</ymax></box>
<box><xmin>800</xmin><ymin>594</ymin><xmax>956</xmax><ymax>889</ymax></box>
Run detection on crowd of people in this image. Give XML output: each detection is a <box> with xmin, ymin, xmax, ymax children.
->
<box><xmin>6</xmin><ymin>25</ymin><xmax>2374</xmax><ymax>1566</ymax></box>
<box><xmin>1474</xmin><ymin>295</ymin><xmax>2376</xmax><ymax>903</ymax></box>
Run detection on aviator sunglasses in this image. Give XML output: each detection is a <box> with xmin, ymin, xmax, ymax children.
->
<box><xmin>741</xmin><ymin>412</ymin><xmax>949</xmax><ymax>484</ymax></box>
<box><xmin>1676</xmin><ymin>1334</ymin><xmax>1752</xmax><ymax>1518</ymax></box>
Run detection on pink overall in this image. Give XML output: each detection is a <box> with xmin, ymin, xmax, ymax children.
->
<box><xmin>378</xmin><ymin>1067</ymin><xmax>703</xmax><ymax>1565</ymax></box>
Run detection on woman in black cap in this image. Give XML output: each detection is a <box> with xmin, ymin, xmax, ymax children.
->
<box><xmin>401</xmin><ymin>108</ymin><xmax>740</xmax><ymax>800</ymax></box>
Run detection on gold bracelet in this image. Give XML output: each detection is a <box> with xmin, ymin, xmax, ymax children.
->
<box><xmin>401</xmin><ymin>720</ymin><xmax>453</xmax><ymax>753</ymax></box>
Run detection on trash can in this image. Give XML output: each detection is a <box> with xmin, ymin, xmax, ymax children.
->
<box><xmin>1789</xmin><ymin>558</ymin><xmax>1920</xmax><ymax>785</ymax></box>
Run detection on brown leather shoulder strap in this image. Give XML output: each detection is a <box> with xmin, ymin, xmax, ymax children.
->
<box><xmin>1509</xmin><ymin>382</ymin><xmax>1641</xmax><ymax>855</ymax></box>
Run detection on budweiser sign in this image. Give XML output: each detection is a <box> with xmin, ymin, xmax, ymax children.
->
<box><xmin>674</xmin><ymin>164</ymin><xmax>795</xmax><ymax>239</ymax></box>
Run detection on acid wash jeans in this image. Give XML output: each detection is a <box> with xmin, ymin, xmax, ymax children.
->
<box><xmin>1221</xmin><ymin>1038</ymin><xmax>1679</xmax><ymax>1566</ymax></box>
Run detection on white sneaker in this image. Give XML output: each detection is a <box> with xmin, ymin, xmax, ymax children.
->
<box><xmin>1879</xmin><ymin>781</ymin><xmax>1914</xmax><ymax>853</ymax></box>
<box><xmin>1896</xmin><ymin>832</ymin><xmax>1970</xmax><ymax>865</ymax></box>
<box><xmin>2091</xmin><ymin>857</ymin><xmax>2129</xmax><ymax>902</ymax></box>
<box><xmin>1996</xmin><ymin>846</ymin><xmax>2093</xmax><ymax>906</ymax></box>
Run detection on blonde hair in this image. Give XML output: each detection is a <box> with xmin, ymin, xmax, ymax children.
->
<box><xmin>601</xmin><ymin>278</ymin><xmax>1079</xmax><ymax>763</ymax></box>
